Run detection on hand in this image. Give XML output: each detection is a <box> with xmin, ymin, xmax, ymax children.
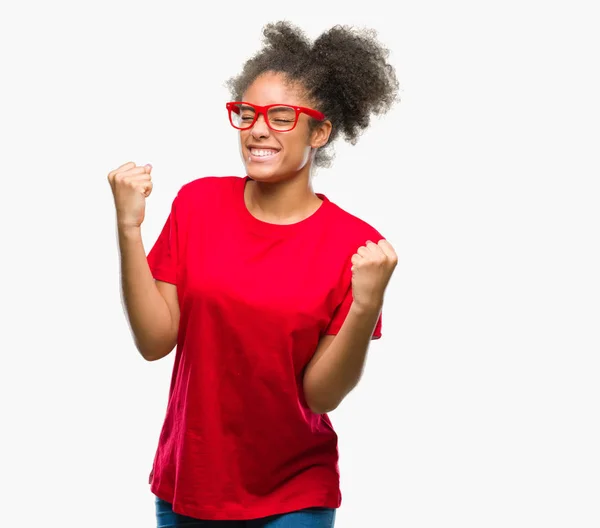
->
<box><xmin>350</xmin><ymin>239</ymin><xmax>398</xmax><ymax>310</ymax></box>
<box><xmin>107</xmin><ymin>161</ymin><xmax>153</xmax><ymax>230</ymax></box>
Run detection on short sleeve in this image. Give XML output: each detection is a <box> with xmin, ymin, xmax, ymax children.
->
<box><xmin>324</xmin><ymin>283</ymin><xmax>383</xmax><ymax>340</ymax></box>
<box><xmin>146</xmin><ymin>194</ymin><xmax>179</xmax><ymax>285</ymax></box>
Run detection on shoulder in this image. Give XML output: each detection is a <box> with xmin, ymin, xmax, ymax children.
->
<box><xmin>160</xmin><ymin>176</ymin><xmax>242</xmax><ymax>224</ymax></box>
<box><xmin>178</xmin><ymin>175</ymin><xmax>240</xmax><ymax>198</ymax></box>
<box><xmin>325</xmin><ymin>199</ymin><xmax>385</xmax><ymax>246</ymax></box>
<box><xmin>171</xmin><ymin>175</ymin><xmax>242</xmax><ymax>209</ymax></box>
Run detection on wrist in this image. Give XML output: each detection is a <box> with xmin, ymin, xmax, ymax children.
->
<box><xmin>350</xmin><ymin>298</ymin><xmax>383</xmax><ymax>317</ymax></box>
<box><xmin>118</xmin><ymin>224</ymin><xmax>142</xmax><ymax>238</ymax></box>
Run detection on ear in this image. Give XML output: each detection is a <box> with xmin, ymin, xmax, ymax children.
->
<box><xmin>310</xmin><ymin>120</ymin><xmax>332</xmax><ymax>149</ymax></box>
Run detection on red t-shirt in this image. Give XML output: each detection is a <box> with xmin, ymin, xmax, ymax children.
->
<box><xmin>146</xmin><ymin>175</ymin><xmax>384</xmax><ymax>520</ymax></box>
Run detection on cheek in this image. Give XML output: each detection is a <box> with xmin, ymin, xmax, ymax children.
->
<box><xmin>283</xmin><ymin>143</ymin><xmax>312</xmax><ymax>169</ymax></box>
<box><xmin>282</xmin><ymin>130</ymin><xmax>311</xmax><ymax>156</ymax></box>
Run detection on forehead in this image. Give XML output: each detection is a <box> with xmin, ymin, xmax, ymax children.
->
<box><xmin>242</xmin><ymin>72</ymin><xmax>306</xmax><ymax>106</ymax></box>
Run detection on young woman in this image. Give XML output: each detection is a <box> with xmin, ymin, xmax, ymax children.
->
<box><xmin>108</xmin><ymin>21</ymin><xmax>399</xmax><ymax>528</ymax></box>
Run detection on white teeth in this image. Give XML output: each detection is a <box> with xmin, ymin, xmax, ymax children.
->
<box><xmin>250</xmin><ymin>148</ymin><xmax>278</xmax><ymax>157</ymax></box>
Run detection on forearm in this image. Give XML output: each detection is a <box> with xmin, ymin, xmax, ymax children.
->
<box><xmin>118</xmin><ymin>226</ymin><xmax>174</xmax><ymax>360</ymax></box>
<box><xmin>303</xmin><ymin>300</ymin><xmax>382</xmax><ymax>413</ymax></box>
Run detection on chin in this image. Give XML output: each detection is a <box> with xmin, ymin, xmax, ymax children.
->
<box><xmin>247</xmin><ymin>165</ymin><xmax>280</xmax><ymax>178</ymax></box>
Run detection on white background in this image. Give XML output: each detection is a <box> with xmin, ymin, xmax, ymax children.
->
<box><xmin>1</xmin><ymin>1</ymin><xmax>598</xmax><ymax>527</ymax></box>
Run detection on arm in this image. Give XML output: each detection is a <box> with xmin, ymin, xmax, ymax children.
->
<box><xmin>302</xmin><ymin>300</ymin><xmax>382</xmax><ymax>414</ymax></box>
<box><xmin>118</xmin><ymin>226</ymin><xmax>179</xmax><ymax>361</ymax></box>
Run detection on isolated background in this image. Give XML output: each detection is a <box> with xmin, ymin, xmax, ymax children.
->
<box><xmin>1</xmin><ymin>1</ymin><xmax>598</xmax><ymax>527</ymax></box>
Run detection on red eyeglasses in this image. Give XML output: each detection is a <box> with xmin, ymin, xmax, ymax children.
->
<box><xmin>226</xmin><ymin>101</ymin><xmax>326</xmax><ymax>132</ymax></box>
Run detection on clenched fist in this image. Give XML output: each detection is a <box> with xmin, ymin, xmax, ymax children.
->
<box><xmin>350</xmin><ymin>239</ymin><xmax>398</xmax><ymax>311</ymax></box>
<box><xmin>107</xmin><ymin>161</ymin><xmax>153</xmax><ymax>229</ymax></box>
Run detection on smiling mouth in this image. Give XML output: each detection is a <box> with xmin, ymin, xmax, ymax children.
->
<box><xmin>248</xmin><ymin>148</ymin><xmax>280</xmax><ymax>161</ymax></box>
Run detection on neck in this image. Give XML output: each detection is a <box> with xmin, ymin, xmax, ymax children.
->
<box><xmin>244</xmin><ymin>173</ymin><xmax>323</xmax><ymax>224</ymax></box>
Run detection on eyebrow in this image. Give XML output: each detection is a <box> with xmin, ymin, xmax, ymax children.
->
<box><xmin>240</xmin><ymin>104</ymin><xmax>295</xmax><ymax>110</ymax></box>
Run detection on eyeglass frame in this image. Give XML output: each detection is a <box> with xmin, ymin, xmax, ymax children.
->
<box><xmin>226</xmin><ymin>101</ymin><xmax>326</xmax><ymax>132</ymax></box>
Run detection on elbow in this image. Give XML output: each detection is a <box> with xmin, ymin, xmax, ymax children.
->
<box><xmin>306</xmin><ymin>394</ymin><xmax>339</xmax><ymax>415</ymax></box>
<box><xmin>136</xmin><ymin>339</ymin><xmax>174</xmax><ymax>362</ymax></box>
<box><xmin>304</xmin><ymin>381</ymin><xmax>340</xmax><ymax>415</ymax></box>
<box><xmin>311</xmin><ymin>404</ymin><xmax>337</xmax><ymax>415</ymax></box>
<box><xmin>310</xmin><ymin>402</ymin><xmax>338</xmax><ymax>415</ymax></box>
<box><xmin>303</xmin><ymin>370</ymin><xmax>341</xmax><ymax>414</ymax></box>
<box><xmin>139</xmin><ymin>347</ymin><xmax>160</xmax><ymax>362</ymax></box>
<box><xmin>141</xmin><ymin>346</ymin><xmax>173</xmax><ymax>362</ymax></box>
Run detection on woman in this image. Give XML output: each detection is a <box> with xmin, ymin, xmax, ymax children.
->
<box><xmin>108</xmin><ymin>21</ymin><xmax>399</xmax><ymax>528</ymax></box>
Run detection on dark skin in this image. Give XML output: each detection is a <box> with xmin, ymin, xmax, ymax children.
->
<box><xmin>142</xmin><ymin>72</ymin><xmax>398</xmax><ymax>412</ymax></box>
<box><xmin>236</xmin><ymin>71</ymin><xmax>397</xmax><ymax>414</ymax></box>
<box><xmin>238</xmin><ymin>71</ymin><xmax>333</xmax><ymax>224</ymax></box>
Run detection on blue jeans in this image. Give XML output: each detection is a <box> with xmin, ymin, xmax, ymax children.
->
<box><xmin>155</xmin><ymin>495</ymin><xmax>336</xmax><ymax>528</ymax></box>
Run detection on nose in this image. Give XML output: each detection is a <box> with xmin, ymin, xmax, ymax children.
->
<box><xmin>251</xmin><ymin>112</ymin><xmax>270</xmax><ymax>138</ymax></box>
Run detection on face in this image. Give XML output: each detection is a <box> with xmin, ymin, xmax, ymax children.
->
<box><xmin>237</xmin><ymin>72</ymin><xmax>331</xmax><ymax>182</ymax></box>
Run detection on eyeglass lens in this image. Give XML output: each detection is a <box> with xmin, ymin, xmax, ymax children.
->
<box><xmin>230</xmin><ymin>104</ymin><xmax>297</xmax><ymax>131</ymax></box>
